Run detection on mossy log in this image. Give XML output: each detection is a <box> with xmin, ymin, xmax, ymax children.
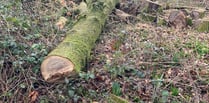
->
<box><xmin>194</xmin><ymin>18</ymin><xmax>209</xmax><ymax>32</ymax></box>
<box><xmin>41</xmin><ymin>0</ymin><xmax>119</xmax><ymax>82</ymax></box>
<box><xmin>109</xmin><ymin>94</ymin><xmax>129</xmax><ymax>103</ymax></box>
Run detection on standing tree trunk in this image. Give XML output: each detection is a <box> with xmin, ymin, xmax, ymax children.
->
<box><xmin>41</xmin><ymin>0</ymin><xmax>119</xmax><ymax>82</ymax></box>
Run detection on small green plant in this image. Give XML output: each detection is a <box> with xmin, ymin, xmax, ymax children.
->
<box><xmin>186</xmin><ymin>18</ymin><xmax>193</xmax><ymax>26</ymax></box>
<box><xmin>171</xmin><ymin>86</ymin><xmax>179</xmax><ymax>96</ymax></box>
<box><xmin>186</xmin><ymin>41</ymin><xmax>209</xmax><ymax>57</ymax></box>
<box><xmin>111</xmin><ymin>81</ymin><xmax>121</xmax><ymax>96</ymax></box>
<box><xmin>107</xmin><ymin>65</ymin><xmax>129</xmax><ymax>79</ymax></box>
<box><xmin>194</xmin><ymin>41</ymin><xmax>209</xmax><ymax>56</ymax></box>
<box><xmin>68</xmin><ymin>89</ymin><xmax>75</xmax><ymax>98</ymax></box>
<box><xmin>172</xmin><ymin>51</ymin><xmax>185</xmax><ymax>64</ymax></box>
<box><xmin>79</xmin><ymin>71</ymin><xmax>95</xmax><ymax>80</ymax></box>
<box><xmin>161</xmin><ymin>90</ymin><xmax>169</xmax><ymax>103</ymax></box>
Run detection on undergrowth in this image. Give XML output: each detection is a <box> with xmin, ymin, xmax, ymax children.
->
<box><xmin>0</xmin><ymin>0</ymin><xmax>208</xmax><ymax>103</ymax></box>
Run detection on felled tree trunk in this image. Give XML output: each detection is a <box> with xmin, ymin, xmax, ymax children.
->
<box><xmin>41</xmin><ymin>0</ymin><xmax>119</xmax><ymax>82</ymax></box>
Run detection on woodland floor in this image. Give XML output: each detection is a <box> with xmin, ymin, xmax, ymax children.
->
<box><xmin>0</xmin><ymin>0</ymin><xmax>209</xmax><ymax>103</ymax></box>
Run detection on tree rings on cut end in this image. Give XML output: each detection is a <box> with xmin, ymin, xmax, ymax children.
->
<box><xmin>41</xmin><ymin>56</ymin><xmax>74</xmax><ymax>82</ymax></box>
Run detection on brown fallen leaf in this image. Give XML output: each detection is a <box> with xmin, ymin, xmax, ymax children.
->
<box><xmin>55</xmin><ymin>17</ymin><xmax>68</xmax><ymax>30</ymax></box>
<box><xmin>199</xmin><ymin>69</ymin><xmax>209</xmax><ymax>76</ymax></box>
<box><xmin>66</xmin><ymin>11</ymin><xmax>72</xmax><ymax>16</ymax></box>
<box><xmin>28</xmin><ymin>91</ymin><xmax>38</xmax><ymax>103</ymax></box>
<box><xmin>56</xmin><ymin>0</ymin><xmax>67</xmax><ymax>7</ymax></box>
<box><xmin>114</xmin><ymin>9</ymin><xmax>135</xmax><ymax>22</ymax></box>
<box><xmin>167</xmin><ymin>68</ymin><xmax>172</xmax><ymax>75</ymax></box>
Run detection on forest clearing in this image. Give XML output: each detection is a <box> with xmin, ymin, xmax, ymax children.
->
<box><xmin>0</xmin><ymin>0</ymin><xmax>209</xmax><ymax>102</ymax></box>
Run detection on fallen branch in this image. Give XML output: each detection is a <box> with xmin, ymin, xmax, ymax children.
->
<box><xmin>109</xmin><ymin>94</ymin><xmax>129</xmax><ymax>103</ymax></box>
<box><xmin>41</xmin><ymin>0</ymin><xmax>119</xmax><ymax>82</ymax></box>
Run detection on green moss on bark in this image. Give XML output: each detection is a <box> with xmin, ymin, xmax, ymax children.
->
<box><xmin>109</xmin><ymin>94</ymin><xmax>129</xmax><ymax>103</ymax></box>
<box><xmin>196</xmin><ymin>19</ymin><xmax>209</xmax><ymax>32</ymax></box>
<box><xmin>46</xmin><ymin>0</ymin><xmax>119</xmax><ymax>72</ymax></box>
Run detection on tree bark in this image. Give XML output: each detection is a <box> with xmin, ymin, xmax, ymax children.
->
<box><xmin>41</xmin><ymin>0</ymin><xmax>119</xmax><ymax>82</ymax></box>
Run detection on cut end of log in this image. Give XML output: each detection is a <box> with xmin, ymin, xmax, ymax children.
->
<box><xmin>41</xmin><ymin>56</ymin><xmax>74</xmax><ymax>82</ymax></box>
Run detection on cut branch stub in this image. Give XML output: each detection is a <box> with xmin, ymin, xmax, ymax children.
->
<box><xmin>41</xmin><ymin>56</ymin><xmax>75</xmax><ymax>82</ymax></box>
<box><xmin>168</xmin><ymin>10</ymin><xmax>187</xmax><ymax>29</ymax></box>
